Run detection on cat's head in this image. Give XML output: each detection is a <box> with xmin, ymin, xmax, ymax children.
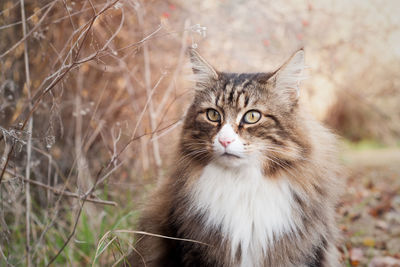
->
<box><xmin>181</xmin><ymin>49</ymin><xmax>310</xmax><ymax>174</ymax></box>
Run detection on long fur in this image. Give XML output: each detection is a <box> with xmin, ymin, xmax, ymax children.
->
<box><xmin>191</xmin><ymin>163</ymin><xmax>296</xmax><ymax>267</ymax></box>
<box><xmin>128</xmin><ymin>49</ymin><xmax>342</xmax><ymax>267</ymax></box>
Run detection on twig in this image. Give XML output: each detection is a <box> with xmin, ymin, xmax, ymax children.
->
<box><xmin>155</xmin><ymin>19</ymin><xmax>190</xmax><ymax>117</ymax></box>
<box><xmin>0</xmin><ymin>142</ymin><xmax>12</xmax><ymax>185</ymax></box>
<box><xmin>61</xmin><ymin>0</ymin><xmax>76</xmax><ymax>30</ymax></box>
<box><xmin>86</xmin><ymin>162</ymin><xmax>123</xmax><ymax>195</ymax></box>
<box><xmin>119</xmin><ymin>118</ymin><xmax>183</xmax><ymax>163</ymax></box>
<box><xmin>3</xmin><ymin>171</ymin><xmax>117</xmax><ymax>206</ymax></box>
<box><xmin>131</xmin><ymin>75</ymin><xmax>164</xmax><ymax>143</ymax></box>
<box><xmin>105</xmin><ymin>229</ymin><xmax>211</xmax><ymax>247</ymax></box>
<box><xmin>0</xmin><ymin>245</ymin><xmax>14</xmax><ymax>267</ymax></box>
<box><xmin>150</xmin><ymin>118</ymin><xmax>184</xmax><ymax>141</ymax></box>
<box><xmin>116</xmin><ymin>24</ymin><xmax>162</xmax><ymax>52</ymax></box>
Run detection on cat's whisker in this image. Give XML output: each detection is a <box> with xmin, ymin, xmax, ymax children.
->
<box><xmin>177</xmin><ymin>150</ymin><xmax>210</xmax><ymax>166</ymax></box>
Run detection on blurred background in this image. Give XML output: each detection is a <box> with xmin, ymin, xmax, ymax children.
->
<box><xmin>1</xmin><ymin>0</ymin><xmax>400</xmax><ymax>266</ymax></box>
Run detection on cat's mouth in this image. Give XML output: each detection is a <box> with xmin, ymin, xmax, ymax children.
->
<box><xmin>221</xmin><ymin>152</ymin><xmax>241</xmax><ymax>159</ymax></box>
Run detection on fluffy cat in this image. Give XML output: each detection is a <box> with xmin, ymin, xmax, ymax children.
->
<box><xmin>128</xmin><ymin>48</ymin><xmax>342</xmax><ymax>267</ymax></box>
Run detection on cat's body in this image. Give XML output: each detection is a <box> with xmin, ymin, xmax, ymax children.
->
<box><xmin>129</xmin><ymin>49</ymin><xmax>341</xmax><ymax>267</ymax></box>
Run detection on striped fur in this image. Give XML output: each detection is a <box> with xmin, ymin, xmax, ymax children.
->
<box><xmin>128</xmin><ymin>49</ymin><xmax>342</xmax><ymax>267</ymax></box>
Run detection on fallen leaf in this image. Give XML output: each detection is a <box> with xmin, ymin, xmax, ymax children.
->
<box><xmin>363</xmin><ymin>237</ymin><xmax>375</xmax><ymax>247</ymax></box>
<box><xmin>369</xmin><ymin>192</ymin><xmax>395</xmax><ymax>217</ymax></box>
<box><xmin>376</xmin><ymin>220</ymin><xmax>389</xmax><ymax>231</ymax></box>
<box><xmin>350</xmin><ymin>248</ymin><xmax>363</xmax><ymax>266</ymax></box>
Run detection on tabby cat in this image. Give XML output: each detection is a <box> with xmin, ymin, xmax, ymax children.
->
<box><xmin>128</xmin><ymin>48</ymin><xmax>341</xmax><ymax>267</ymax></box>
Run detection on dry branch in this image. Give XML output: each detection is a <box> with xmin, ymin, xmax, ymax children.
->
<box><xmin>3</xmin><ymin>170</ymin><xmax>117</xmax><ymax>206</ymax></box>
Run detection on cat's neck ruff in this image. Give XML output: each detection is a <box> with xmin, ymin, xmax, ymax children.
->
<box><xmin>189</xmin><ymin>162</ymin><xmax>297</xmax><ymax>266</ymax></box>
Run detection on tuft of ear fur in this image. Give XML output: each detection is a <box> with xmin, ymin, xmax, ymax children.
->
<box><xmin>187</xmin><ymin>48</ymin><xmax>218</xmax><ymax>87</ymax></box>
<box><xmin>272</xmin><ymin>49</ymin><xmax>306</xmax><ymax>102</ymax></box>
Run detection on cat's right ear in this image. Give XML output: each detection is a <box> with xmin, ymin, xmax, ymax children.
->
<box><xmin>268</xmin><ymin>49</ymin><xmax>306</xmax><ymax>103</ymax></box>
<box><xmin>188</xmin><ymin>48</ymin><xmax>219</xmax><ymax>87</ymax></box>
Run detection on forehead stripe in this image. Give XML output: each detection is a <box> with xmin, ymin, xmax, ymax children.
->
<box><xmin>206</xmin><ymin>75</ymin><xmax>255</xmax><ymax>108</ymax></box>
<box><xmin>228</xmin><ymin>87</ymin><xmax>235</xmax><ymax>103</ymax></box>
<box><xmin>224</xmin><ymin>81</ymin><xmax>234</xmax><ymax>103</ymax></box>
<box><xmin>244</xmin><ymin>94</ymin><xmax>250</xmax><ymax>107</ymax></box>
<box><xmin>241</xmin><ymin>79</ymin><xmax>252</xmax><ymax>90</ymax></box>
<box><xmin>215</xmin><ymin>93</ymin><xmax>220</xmax><ymax>107</ymax></box>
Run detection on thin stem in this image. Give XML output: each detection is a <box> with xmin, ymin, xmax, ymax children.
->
<box><xmin>20</xmin><ymin>0</ymin><xmax>33</xmax><ymax>265</ymax></box>
<box><xmin>137</xmin><ymin>6</ymin><xmax>163</xmax><ymax>177</ymax></box>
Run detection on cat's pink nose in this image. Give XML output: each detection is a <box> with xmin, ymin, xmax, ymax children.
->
<box><xmin>218</xmin><ymin>136</ymin><xmax>234</xmax><ymax>148</ymax></box>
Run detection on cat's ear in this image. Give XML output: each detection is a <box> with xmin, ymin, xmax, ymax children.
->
<box><xmin>188</xmin><ymin>48</ymin><xmax>219</xmax><ymax>86</ymax></box>
<box><xmin>270</xmin><ymin>49</ymin><xmax>305</xmax><ymax>102</ymax></box>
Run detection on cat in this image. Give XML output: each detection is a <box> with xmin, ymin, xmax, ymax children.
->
<box><xmin>127</xmin><ymin>48</ymin><xmax>342</xmax><ymax>267</ymax></box>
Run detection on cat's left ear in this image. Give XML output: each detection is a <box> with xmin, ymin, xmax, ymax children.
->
<box><xmin>270</xmin><ymin>49</ymin><xmax>305</xmax><ymax>102</ymax></box>
<box><xmin>188</xmin><ymin>48</ymin><xmax>219</xmax><ymax>87</ymax></box>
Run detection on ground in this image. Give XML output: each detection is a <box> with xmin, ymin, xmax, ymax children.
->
<box><xmin>339</xmin><ymin>145</ymin><xmax>400</xmax><ymax>266</ymax></box>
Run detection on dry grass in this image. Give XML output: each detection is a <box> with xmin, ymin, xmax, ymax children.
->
<box><xmin>0</xmin><ymin>0</ymin><xmax>196</xmax><ymax>265</ymax></box>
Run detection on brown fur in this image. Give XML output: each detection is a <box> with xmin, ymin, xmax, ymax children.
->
<box><xmin>127</xmin><ymin>49</ymin><xmax>342</xmax><ymax>267</ymax></box>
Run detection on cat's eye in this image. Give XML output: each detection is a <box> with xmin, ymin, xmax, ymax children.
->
<box><xmin>206</xmin><ymin>109</ymin><xmax>221</xmax><ymax>122</ymax></box>
<box><xmin>243</xmin><ymin>110</ymin><xmax>261</xmax><ymax>124</ymax></box>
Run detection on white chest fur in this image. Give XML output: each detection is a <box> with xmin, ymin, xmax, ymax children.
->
<box><xmin>189</xmin><ymin>163</ymin><xmax>296</xmax><ymax>267</ymax></box>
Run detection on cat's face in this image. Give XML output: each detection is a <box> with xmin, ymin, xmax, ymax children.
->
<box><xmin>181</xmin><ymin>49</ymin><xmax>308</xmax><ymax>173</ymax></box>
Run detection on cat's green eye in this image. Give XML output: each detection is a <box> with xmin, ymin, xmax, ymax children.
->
<box><xmin>206</xmin><ymin>109</ymin><xmax>221</xmax><ymax>122</ymax></box>
<box><xmin>243</xmin><ymin>110</ymin><xmax>261</xmax><ymax>124</ymax></box>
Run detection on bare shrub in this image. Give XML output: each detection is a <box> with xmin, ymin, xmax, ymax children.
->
<box><xmin>0</xmin><ymin>0</ymin><xmax>200</xmax><ymax>265</ymax></box>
